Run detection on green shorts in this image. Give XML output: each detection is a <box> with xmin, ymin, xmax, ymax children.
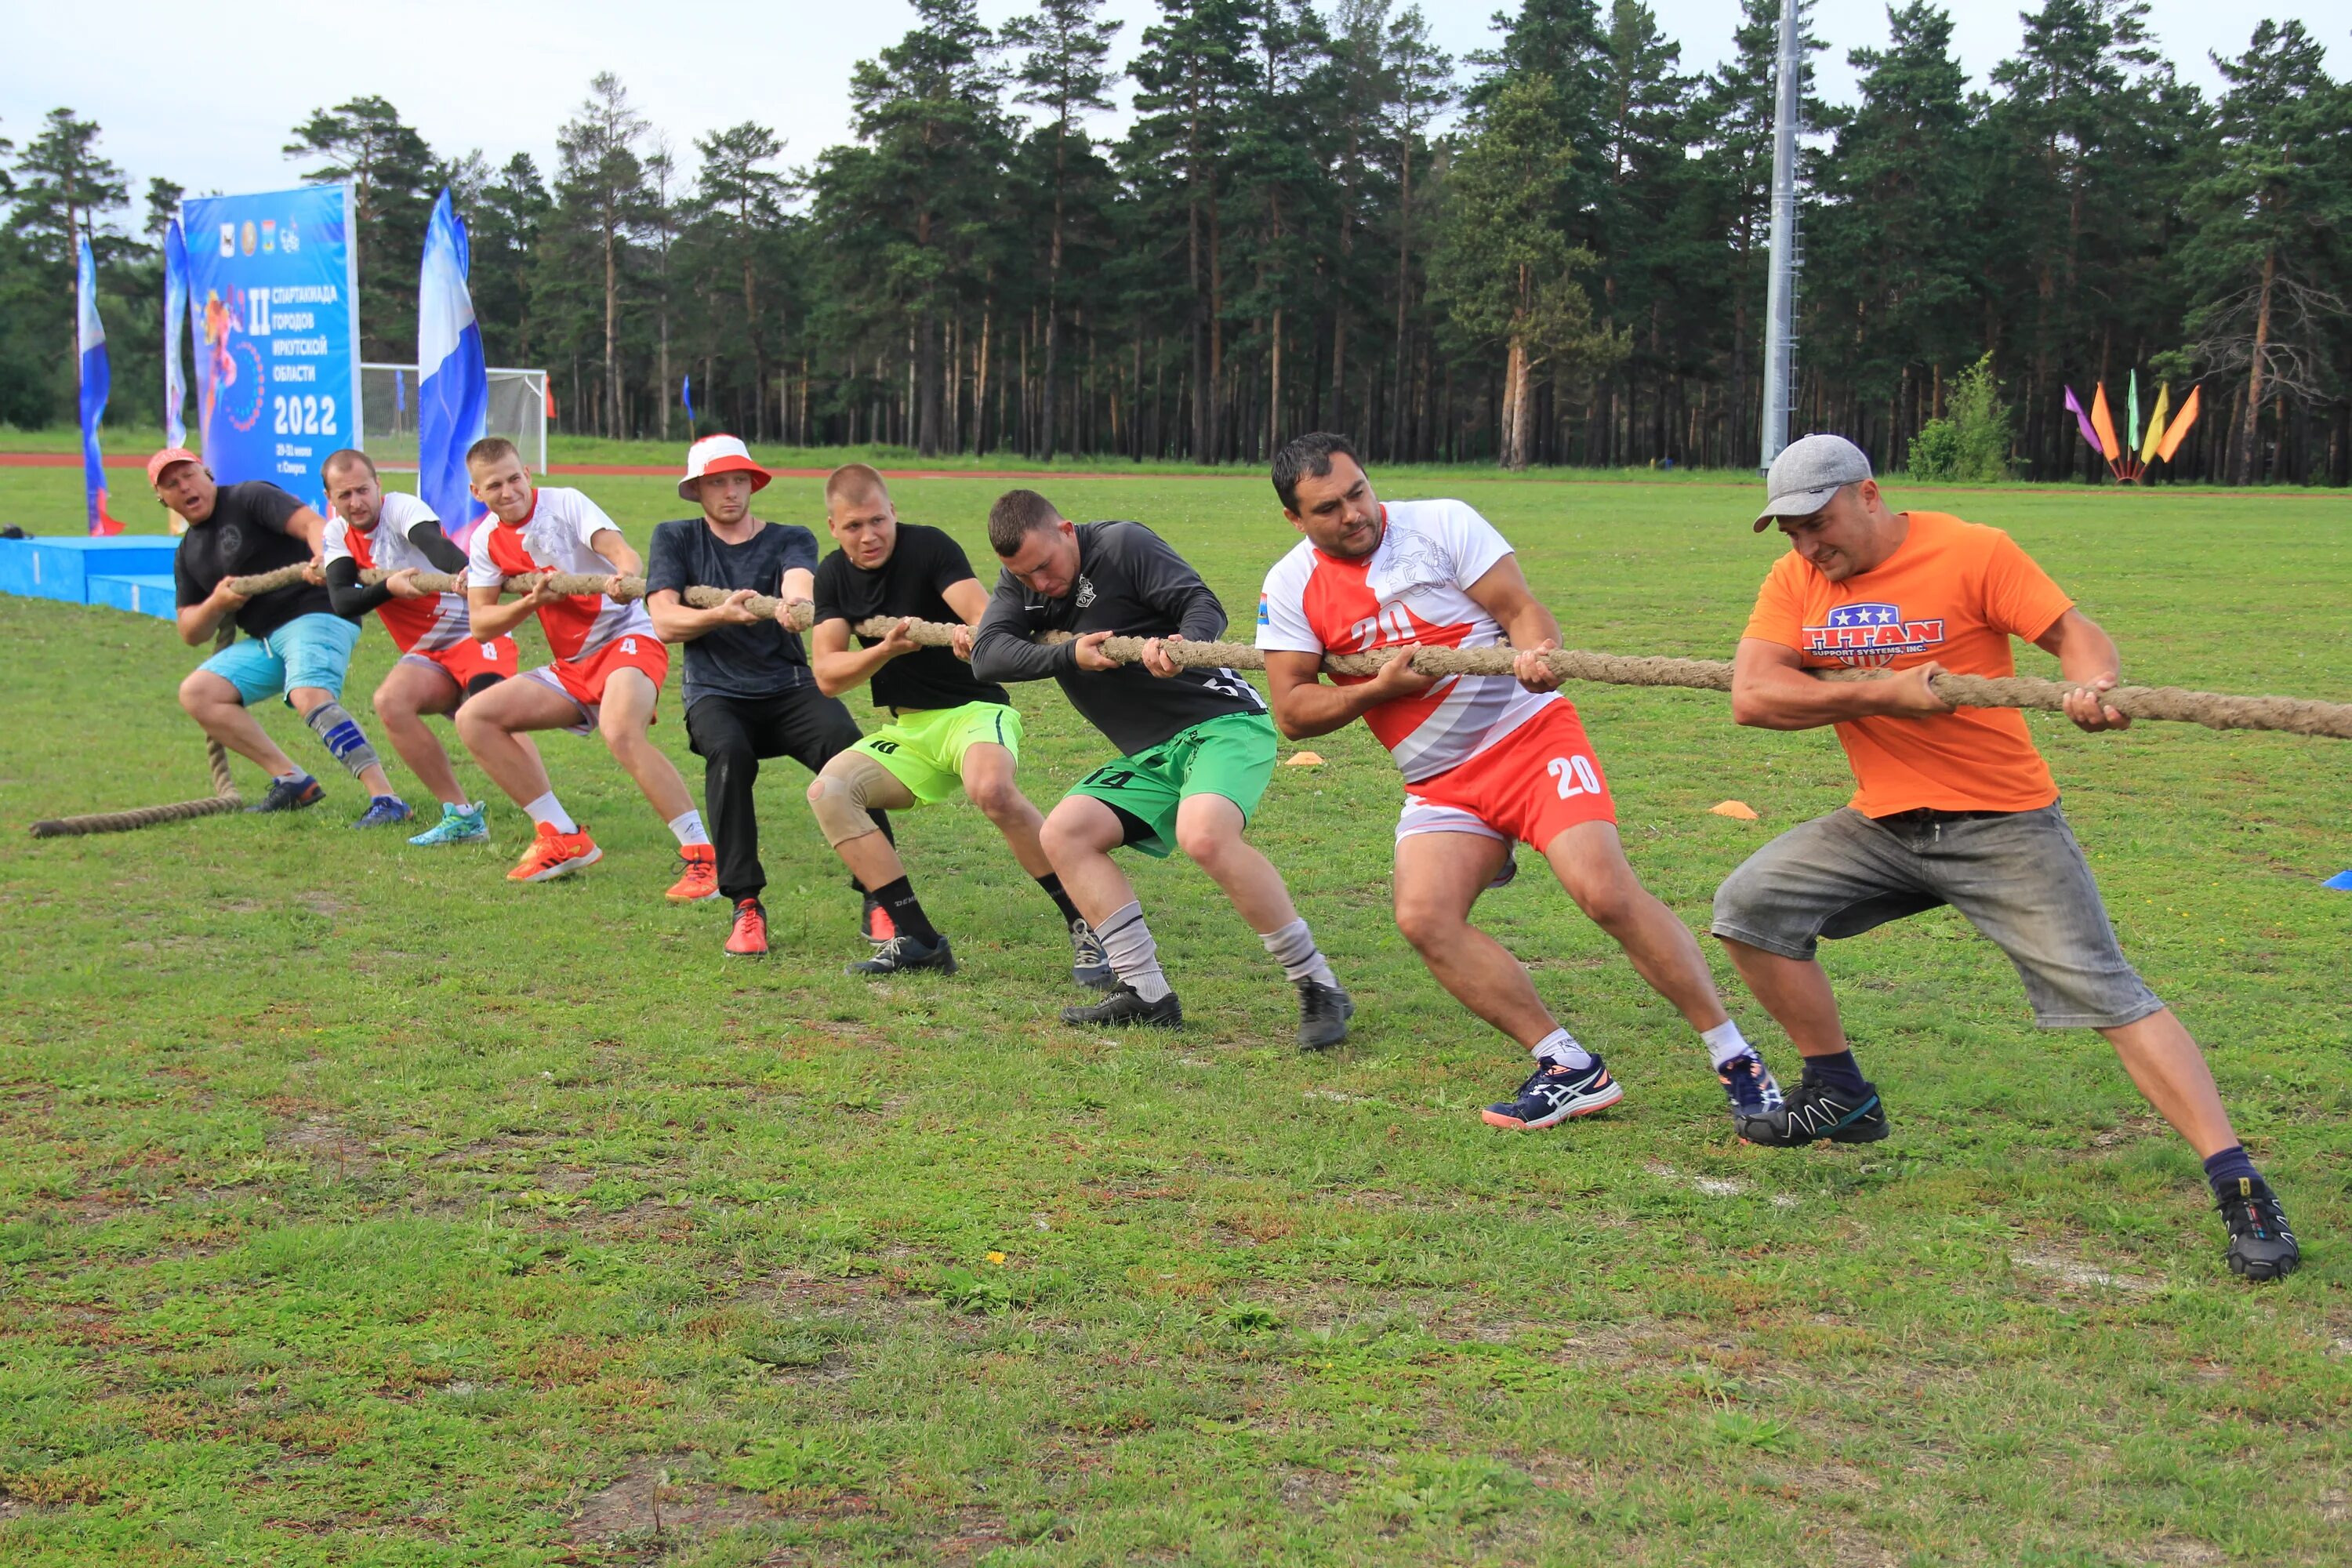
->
<box><xmin>855</xmin><ymin>701</ymin><xmax>1025</xmax><ymax>805</ymax></box>
<box><xmin>1066</xmin><ymin>711</ymin><xmax>1279</xmax><ymax>859</ymax></box>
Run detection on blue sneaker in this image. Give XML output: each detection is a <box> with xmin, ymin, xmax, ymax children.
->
<box><xmin>1717</xmin><ymin>1052</ymin><xmax>1785</xmax><ymax>1120</ymax></box>
<box><xmin>408</xmin><ymin>801</ymin><xmax>490</xmax><ymax>847</ymax></box>
<box><xmin>245</xmin><ymin>775</ymin><xmax>324</xmax><ymax>814</ymax></box>
<box><xmin>1483</xmin><ymin>1055</ymin><xmax>1624</xmax><ymax>1130</ymax></box>
<box><xmin>351</xmin><ymin>795</ymin><xmax>414</xmax><ymax>829</ymax></box>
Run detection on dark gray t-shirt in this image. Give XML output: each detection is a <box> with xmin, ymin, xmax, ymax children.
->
<box><xmin>644</xmin><ymin>517</ymin><xmax>819</xmax><ymax>706</ymax></box>
<box><xmin>172</xmin><ymin>481</ymin><xmax>335</xmax><ymax>638</ymax></box>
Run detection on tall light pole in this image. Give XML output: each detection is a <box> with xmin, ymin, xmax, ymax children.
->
<box><xmin>1759</xmin><ymin>0</ymin><xmax>1802</xmax><ymax>470</ymax></box>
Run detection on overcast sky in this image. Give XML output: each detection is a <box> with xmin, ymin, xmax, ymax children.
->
<box><xmin>5</xmin><ymin>0</ymin><xmax>2345</xmax><ymax>224</ymax></box>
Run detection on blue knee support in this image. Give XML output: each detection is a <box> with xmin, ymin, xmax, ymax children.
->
<box><xmin>305</xmin><ymin>701</ymin><xmax>381</xmax><ymax>779</ymax></box>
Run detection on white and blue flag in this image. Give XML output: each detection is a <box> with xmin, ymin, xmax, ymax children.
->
<box><xmin>77</xmin><ymin>230</ymin><xmax>122</xmax><ymax>535</ymax></box>
<box><xmin>163</xmin><ymin>216</ymin><xmax>190</xmax><ymax>450</ymax></box>
<box><xmin>418</xmin><ymin>188</ymin><xmax>488</xmax><ymax>546</ymax></box>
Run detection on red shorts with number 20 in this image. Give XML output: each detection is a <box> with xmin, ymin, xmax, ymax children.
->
<box><xmin>1397</xmin><ymin>700</ymin><xmax>1616</xmax><ymax>851</ymax></box>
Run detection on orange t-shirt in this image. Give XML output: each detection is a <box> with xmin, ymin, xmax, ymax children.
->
<box><xmin>1742</xmin><ymin>510</ymin><xmax>2074</xmax><ymax>817</ymax></box>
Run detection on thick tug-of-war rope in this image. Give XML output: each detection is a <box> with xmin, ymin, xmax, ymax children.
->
<box><xmin>26</xmin><ymin>555</ymin><xmax>2352</xmax><ymax>840</ymax></box>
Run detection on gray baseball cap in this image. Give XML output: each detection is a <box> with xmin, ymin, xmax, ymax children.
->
<box><xmin>1755</xmin><ymin>434</ymin><xmax>1873</xmax><ymax>530</ymax></box>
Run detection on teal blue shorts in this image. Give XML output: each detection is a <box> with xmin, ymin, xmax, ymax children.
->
<box><xmin>199</xmin><ymin>613</ymin><xmax>362</xmax><ymax>707</ymax></box>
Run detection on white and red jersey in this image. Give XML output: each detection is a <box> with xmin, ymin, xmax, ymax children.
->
<box><xmin>1258</xmin><ymin>498</ymin><xmax>1555</xmax><ymax>783</ymax></box>
<box><xmin>324</xmin><ymin>492</ymin><xmax>472</xmax><ymax>654</ymax></box>
<box><xmin>465</xmin><ymin>485</ymin><xmax>651</xmax><ymax>664</ymax></box>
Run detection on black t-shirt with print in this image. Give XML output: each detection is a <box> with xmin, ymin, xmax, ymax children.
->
<box><xmin>172</xmin><ymin>481</ymin><xmax>336</xmax><ymax>638</ymax></box>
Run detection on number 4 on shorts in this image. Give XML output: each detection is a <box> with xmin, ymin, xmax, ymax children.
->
<box><xmin>1548</xmin><ymin>754</ymin><xmax>1600</xmax><ymax>799</ymax></box>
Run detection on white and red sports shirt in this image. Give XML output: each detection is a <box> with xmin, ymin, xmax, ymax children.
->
<box><xmin>324</xmin><ymin>492</ymin><xmax>474</xmax><ymax>654</ymax></box>
<box><xmin>464</xmin><ymin>485</ymin><xmax>651</xmax><ymax>663</ymax></box>
<box><xmin>1257</xmin><ymin>498</ymin><xmax>1555</xmax><ymax>783</ymax></box>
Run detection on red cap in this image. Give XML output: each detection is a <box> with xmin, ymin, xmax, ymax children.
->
<box><xmin>147</xmin><ymin>447</ymin><xmax>202</xmax><ymax>486</ymax></box>
<box><xmin>677</xmin><ymin>434</ymin><xmax>772</xmax><ymax>500</ymax></box>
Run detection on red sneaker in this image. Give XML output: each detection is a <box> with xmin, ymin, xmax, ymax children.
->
<box><xmin>508</xmin><ymin>822</ymin><xmax>601</xmax><ymax>883</ymax></box>
<box><xmin>724</xmin><ymin>898</ymin><xmax>768</xmax><ymax>957</ymax></box>
<box><xmin>666</xmin><ymin>843</ymin><xmax>720</xmax><ymax>902</ymax></box>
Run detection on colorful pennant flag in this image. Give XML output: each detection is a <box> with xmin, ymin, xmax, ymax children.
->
<box><xmin>2125</xmin><ymin>372</ymin><xmax>2142</xmax><ymax>458</ymax></box>
<box><xmin>2063</xmin><ymin>386</ymin><xmax>2102</xmax><ymax>453</ymax></box>
<box><xmin>2140</xmin><ymin>383</ymin><xmax>2172</xmax><ymax>465</ymax></box>
<box><xmin>162</xmin><ymin>217</ymin><xmax>189</xmax><ymax>450</ymax></box>
<box><xmin>682</xmin><ymin>373</ymin><xmax>696</xmax><ymax>426</ymax></box>
<box><xmin>2089</xmin><ymin>383</ymin><xmax>2121</xmax><ymax>460</ymax></box>
<box><xmin>76</xmin><ymin>230</ymin><xmax>123</xmax><ymax>536</ymax></box>
<box><xmin>2156</xmin><ymin>386</ymin><xmax>2201</xmax><ymax>463</ymax></box>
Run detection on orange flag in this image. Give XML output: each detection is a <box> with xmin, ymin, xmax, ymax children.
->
<box><xmin>2089</xmin><ymin>382</ymin><xmax>2121</xmax><ymax>460</ymax></box>
<box><xmin>2156</xmin><ymin>386</ymin><xmax>2201</xmax><ymax>463</ymax></box>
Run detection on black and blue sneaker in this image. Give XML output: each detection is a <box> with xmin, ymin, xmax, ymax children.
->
<box><xmin>1062</xmin><ymin>982</ymin><xmax>1182</xmax><ymax>1029</ymax></box>
<box><xmin>1734</xmin><ymin>1080</ymin><xmax>1888</xmax><ymax>1146</ymax></box>
<box><xmin>351</xmin><ymin>795</ymin><xmax>414</xmax><ymax>829</ymax></box>
<box><xmin>1717</xmin><ymin>1052</ymin><xmax>1785</xmax><ymax>1121</ymax></box>
<box><xmin>1069</xmin><ymin>918</ymin><xmax>1115</xmax><ymax>989</ymax></box>
<box><xmin>2218</xmin><ymin>1176</ymin><xmax>2299</xmax><ymax>1282</ymax></box>
<box><xmin>1482</xmin><ymin>1055</ymin><xmax>1624</xmax><ymax>1130</ymax></box>
<box><xmin>848</xmin><ymin>932</ymin><xmax>956</xmax><ymax>976</ymax></box>
<box><xmin>245</xmin><ymin>775</ymin><xmax>325</xmax><ymax>814</ymax></box>
<box><xmin>1296</xmin><ymin>981</ymin><xmax>1353</xmax><ymax>1050</ymax></box>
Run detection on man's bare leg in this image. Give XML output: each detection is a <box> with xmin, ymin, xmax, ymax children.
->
<box><xmin>1541</xmin><ymin>821</ymin><xmax>1730</xmax><ymax>1033</ymax></box>
<box><xmin>2099</xmin><ymin>1009</ymin><xmax>2240</xmax><ymax>1160</ymax></box>
<box><xmin>373</xmin><ymin>661</ymin><xmax>469</xmax><ymax>806</ymax></box>
<box><xmin>455</xmin><ymin>677</ymin><xmax>575</xmax><ymax>808</ymax></box>
<box><xmin>178</xmin><ymin>670</ymin><xmax>299</xmax><ymax>779</ymax></box>
<box><xmin>595</xmin><ymin>670</ymin><xmax>695</xmax><ymax>823</ymax></box>
<box><xmin>1393</xmin><ymin>829</ymin><xmax>1560</xmax><ymax>1050</ymax></box>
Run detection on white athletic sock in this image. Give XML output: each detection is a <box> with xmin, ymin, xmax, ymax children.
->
<box><xmin>1533</xmin><ymin>1026</ymin><xmax>1594</xmax><ymax>1070</ymax></box>
<box><xmin>1700</xmin><ymin>1018</ymin><xmax>1755</xmax><ymax>1070</ymax></box>
<box><xmin>669</xmin><ymin>809</ymin><xmax>710</xmax><ymax>848</ymax></box>
<box><xmin>1259</xmin><ymin>918</ymin><xmax>1338</xmax><ymax>989</ymax></box>
<box><xmin>1096</xmin><ymin>900</ymin><xmax>1174</xmax><ymax>1003</ymax></box>
<box><xmin>524</xmin><ymin>792</ymin><xmax>578</xmax><ymax>833</ymax></box>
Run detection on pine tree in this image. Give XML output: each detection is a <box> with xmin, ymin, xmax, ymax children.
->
<box><xmin>553</xmin><ymin>74</ymin><xmax>651</xmax><ymax>438</ymax></box>
<box><xmin>284</xmin><ymin>96</ymin><xmax>438</xmax><ymax>360</ymax></box>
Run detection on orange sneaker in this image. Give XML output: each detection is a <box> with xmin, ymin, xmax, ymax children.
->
<box><xmin>862</xmin><ymin>892</ymin><xmax>895</xmax><ymax>944</ymax></box>
<box><xmin>724</xmin><ymin>898</ymin><xmax>768</xmax><ymax>957</ymax></box>
<box><xmin>509</xmin><ymin>822</ymin><xmax>601</xmax><ymax>882</ymax></box>
<box><xmin>667</xmin><ymin>843</ymin><xmax>720</xmax><ymax>902</ymax></box>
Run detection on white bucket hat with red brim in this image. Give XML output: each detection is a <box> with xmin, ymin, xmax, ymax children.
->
<box><xmin>677</xmin><ymin>434</ymin><xmax>773</xmax><ymax>500</ymax></box>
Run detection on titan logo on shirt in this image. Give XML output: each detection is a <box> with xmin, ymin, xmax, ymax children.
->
<box><xmin>1804</xmin><ymin>601</ymin><xmax>1947</xmax><ymax>666</ymax></box>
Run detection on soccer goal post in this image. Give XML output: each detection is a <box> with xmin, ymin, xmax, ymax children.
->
<box><xmin>358</xmin><ymin>364</ymin><xmax>550</xmax><ymax>473</ymax></box>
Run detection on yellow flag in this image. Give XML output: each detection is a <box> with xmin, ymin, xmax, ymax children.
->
<box><xmin>2089</xmin><ymin>383</ymin><xmax>2121</xmax><ymax>460</ymax></box>
<box><xmin>2140</xmin><ymin>383</ymin><xmax>2172</xmax><ymax>463</ymax></box>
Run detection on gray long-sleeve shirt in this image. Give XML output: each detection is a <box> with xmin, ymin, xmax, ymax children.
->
<box><xmin>971</xmin><ymin>520</ymin><xmax>1268</xmax><ymax>757</ymax></box>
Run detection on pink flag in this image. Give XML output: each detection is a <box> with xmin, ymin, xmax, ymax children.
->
<box><xmin>2062</xmin><ymin>386</ymin><xmax>2103</xmax><ymax>454</ymax></box>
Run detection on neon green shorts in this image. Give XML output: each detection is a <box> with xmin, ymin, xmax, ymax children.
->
<box><xmin>855</xmin><ymin>701</ymin><xmax>1025</xmax><ymax>805</ymax></box>
<box><xmin>1065</xmin><ymin>711</ymin><xmax>1279</xmax><ymax>859</ymax></box>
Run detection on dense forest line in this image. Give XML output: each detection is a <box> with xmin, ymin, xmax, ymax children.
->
<box><xmin>4</xmin><ymin>1</ymin><xmax>2347</xmax><ymax>482</ymax></box>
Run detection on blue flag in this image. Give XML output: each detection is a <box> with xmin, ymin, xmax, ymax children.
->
<box><xmin>681</xmin><ymin>373</ymin><xmax>695</xmax><ymax>426</ymax></box>
<box><xmin>77</xmin><ymin>231</ymin><xmax>122</xmax><ymax>535</ymax></box>
<box><xmin>418</xmin><ymin>189</ymin><xmax>489</xmax><ymax>546</ymax></box>
<box><xmin>163</xmin><ymin>217</ymin><xmax>189</xmax><ymax>450</ymax></box>
<box><xmin>394</xmin><ymin>367</ymin><xmax>406</xmax><ymax>416</ymax></box>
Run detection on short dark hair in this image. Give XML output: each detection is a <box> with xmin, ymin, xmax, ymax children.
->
<box><xmin>1271</xmin><ymin>431</ymin><xmax>1362</xmax><ymax>512</ymax></box>
<box><xmin>825</xmin><ymin>462</ymin><xmax>887</xmax><ymax>510</ymax></box>
<box><xmin>988</xmin><ymin>488</ymin><xmax>1064</xmax><ymax>557</ymax></box>
<box><xmin>466</xmin><ymin>435</ymin><xmax>521</xmax><ymax>471</ymax></box>
<box><xmin>321</xmin><ymin>448</ymin><xmax>376</xmax><ymax>483</ymax></box>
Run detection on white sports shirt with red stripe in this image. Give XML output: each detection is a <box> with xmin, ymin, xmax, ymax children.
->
<box><xmin>464</xmin><ymin>485</ymin><xmax>652</xmax><ymax>662</ymax></box>
<box><xmin>323</xmin><ymin>492</ymin><xmax>473</xmax><ymax>654</ymax></box>
<box><xmin>1257</xmin><ymin>498</ymin><xmax>1555</xmax><ymax>784</ymax></box>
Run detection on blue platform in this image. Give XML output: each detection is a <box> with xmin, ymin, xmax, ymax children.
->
<box><xmin>0</xmin><ymin>535</ymin><xmax>182</xmax><ymax>604</ymax></box>
<box><xmin>85</xmin><ymin>572</ymin><xmax>182</xmax><ymax>621</ymax></box>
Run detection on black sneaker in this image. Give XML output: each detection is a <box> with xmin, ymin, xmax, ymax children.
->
<box><xmin>245</xmin><ymin>775</ymin><xmax>325</xmax><ymax>814</ymax></box>
<box><xmin>1735</xmin><ymin>1080</ymin><xmax>1888</xmax><ymax>1146</ymax></box>
<box><xmin>2218</xmin><ymin>1176</ymin><xmax>2300</xmax><ymax>1281</ymax></box>
<box><xmin>847</xmin><ymin>932</ymin><xmax>956</xmax><ymax>976</ymax></box>
<box><xmin>1069</xmin><ymin>918</ymin><xmax>1115</xmax><ymax>989</ymax></box>
<box><xmin>1061</xmin><ymin>983</ymin><xmax>1182</xmax><ymax>1029</ymax></box>
<box><xmin>1483</xmin><ymin>1055</ymin><xmax>1624</xmax><ymax>1129</ymax></box>
<box><xmin>1296</xmin><ymin>981</ymin><xmax>1354</xmax><ymax>1050</ymax></box>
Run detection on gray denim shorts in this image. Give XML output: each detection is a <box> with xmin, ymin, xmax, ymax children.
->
<box><xmin>1710</xmin><ymin>802</ymin><xmax>2163</xmax><ymax>1029</ymax></box>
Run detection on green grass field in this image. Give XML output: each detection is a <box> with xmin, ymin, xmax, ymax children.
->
<box><xmin>2</xmin><ymin>462</ymin><xmax>2348</xmax><ymax>1566</ymax></box>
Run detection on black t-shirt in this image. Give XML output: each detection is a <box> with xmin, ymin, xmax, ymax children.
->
<box><xmin>644</xmin><ymin>517</ymin><xmax>821</xmax><ymax>706</ymax></box>
<box><xmin>172</xmin><ymin>481</ymin><xmax>338</xmax><ymax>638</ymax></box>
<box><xmin>812</xmin><ymin>523</ymin><xmax>1007</xmax><ymax>713</ymax></box>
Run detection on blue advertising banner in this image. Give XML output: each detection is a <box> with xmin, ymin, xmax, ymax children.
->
<box><xmin>182</xmin><ymin>184</ymin><xmax>362</xmax><ymax>510</ymax></box>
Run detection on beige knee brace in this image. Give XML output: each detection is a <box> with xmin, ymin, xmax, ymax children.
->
<box><xmin>809</xmin><ymin>750</ymin><xmax>913</xmax><ymax>845</ymax></box>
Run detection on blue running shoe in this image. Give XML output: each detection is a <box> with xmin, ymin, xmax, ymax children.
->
<box><xmin>1483</xmin><ymin>1055</ymin><xmax>1624</xmax><ymax>1129</ymax></box>
<box><xmin>351</xmin><ymin>795</ymin><xmax>414</xmax><ymax>829</ymax></box>
<box><xmin>1718</xmin><ymin>1052</ymin><xmax>1785</xmax><ymax>1120</ymax></box>
<box><xmin>408</xmin><ymin>801</ymin><xmax>490</xmax><ymax>847</ymax></box>
<box><xmin>245</xmin><ymin>775</ymin><xmax>324</xmax><ymax>814</ymax></box>
<box><xmin>1735</xmin><ymin>1082</ymin><xmax>1888</xmax><ymax>1146</ymax></box>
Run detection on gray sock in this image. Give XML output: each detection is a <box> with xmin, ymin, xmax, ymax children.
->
<box><xmin>303</xmin><ymin>701</ymin><xmax>382</xmax><ymax>781</ymax></box>
<box><xmin>1259</xmin><ymin>917</ymin><xmax>1337</xmax><ymax>989</ymax></box>
<box><xmin>1096</xmin><ymin>900</ymin><xmax>1173</xmax><ymax>1003</ymax></box>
